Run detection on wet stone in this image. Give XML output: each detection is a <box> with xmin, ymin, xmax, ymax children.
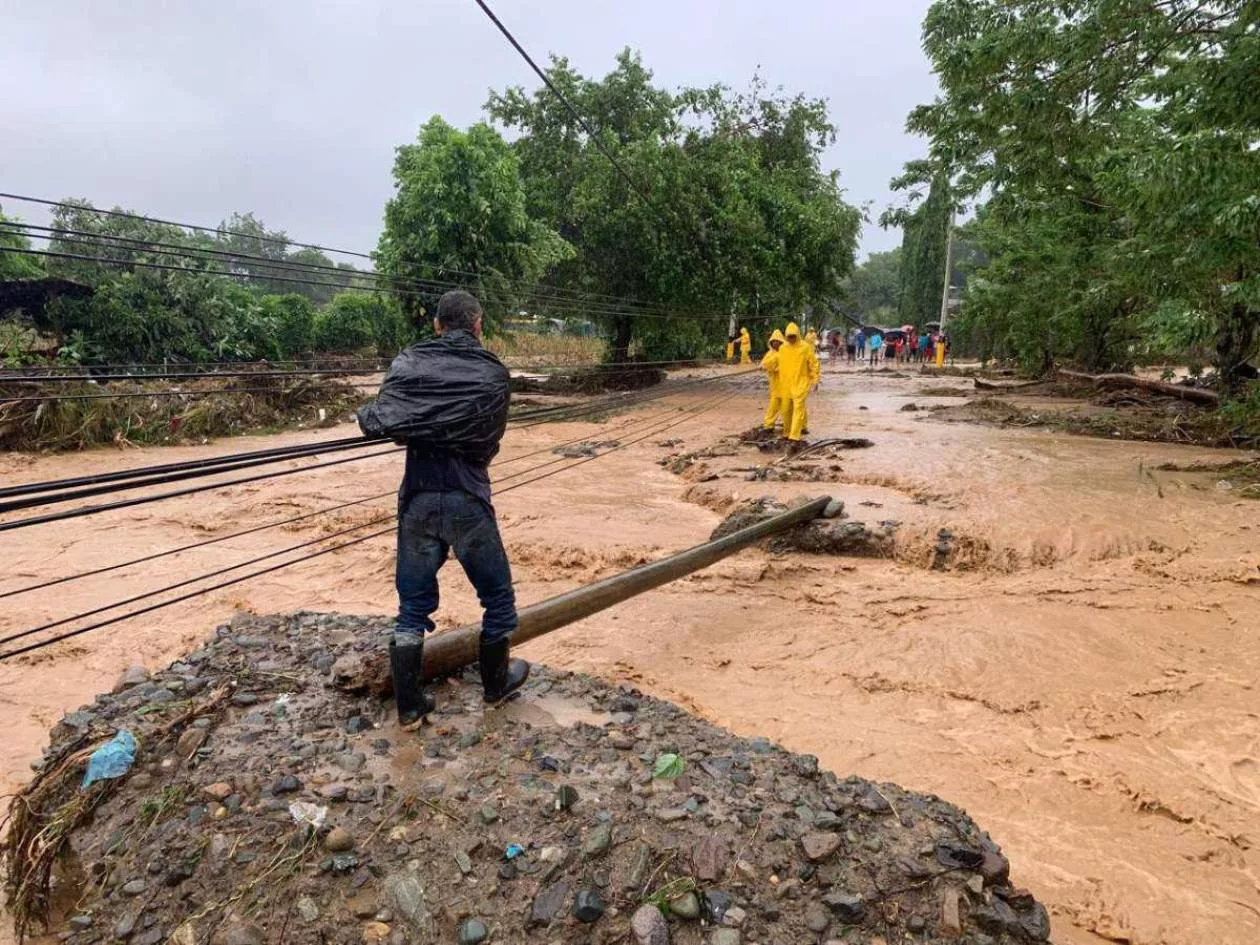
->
<box><xmin>805</xmin><ymin>903</ymin><xmax>831</xmax><ymax>933</ymax></box>
<box><xmin>531</xmin><ymin>881</ymin><xmax>570</xmax><ymax>926</ymax></box>
<box><xmin>271</xmin><ymin>774</ymin><xmax>302</xmax><ymax>795</ymax></box>
<box><xmin>113</xmin><ymin>665</ymin><xmax>150</xmax><ymax>693</ymax></box>
<box><xmin>582</xmin><ymin>823</ymin><xmax>611</xmax><ymax>858</ymax></box>
<box><xmin>691</xmin><ymin>835</ymin><xmax>728</xmax><ymax>881</ymax></box>
<box><xmin>630</xmin><ymin>903</ymin><xmax>670</xmax><ymax>945</ymax></box>
<box><xmin>457</xmin><ymin>918</ymin><xmax>488</xmax><ymax>945</ymax></box>
<box><xmin>822</xmin><ymin>890</ymin><xmax>865</xmax><ymax>923</ymax></box>
<box><xmin>572</xmin><ymin>888</ymin><xmax>606</xmax><ymax>923</ymax></box>
<box><xmin>813</xmin><ymin>810</ymin><xmax>841</xmax><ymax>831</ymax></box>
<box><xmin>121</xmin><ymin>879</ymin><xmax>146</xmax><ymax>896</ymax></box>
<box><xmin>800</xmin><ymin>832</ymin><xmax>842</xmax><ymax>863</ymax></box>
<box><xmin>324</xmin><ymin>826</ymin><xmax>355</xmax><ymax>853</ymax></box>
<box><xmin>296</xmin><ymin>897</ymin><xmax>320</xmax><ymax>922</ymax></box>
<box><xmin>670</xmin><ymin>891</ymin><xmax>701</xmax><ymax>920</ymax></box>
<box><xmin>345</xmin><ymin>715</ymin><xmax>371</xmax><ymax>734</ymax></box>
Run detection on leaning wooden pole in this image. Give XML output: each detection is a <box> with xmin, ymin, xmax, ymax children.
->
<box><xmin>423</xmin><ymin>495</ymin><xmax>835</xmax><ymax>676</ymax></box>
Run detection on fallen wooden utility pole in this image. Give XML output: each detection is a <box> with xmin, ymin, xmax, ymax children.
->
<box><xmin>1056</xmin><ymin>369</ymin><xmax>1220</xmax><ymax>405</ymax></box>
<box><xmin>423</xmin><ymin>495</ymin><xmax>835</xmax><ymax>675</ymax></box>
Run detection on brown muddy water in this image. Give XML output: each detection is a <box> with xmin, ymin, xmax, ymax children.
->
<box><xmin>1</xmin><ymin>365</ymin><xmax>1258</xmax><ymax>945</ymax></box>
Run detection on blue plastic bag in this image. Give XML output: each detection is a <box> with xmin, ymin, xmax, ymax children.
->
<box><xmin>82</xmin><ymin>730</ymin><xmax>137</xmax><ymax>788</ymax></box>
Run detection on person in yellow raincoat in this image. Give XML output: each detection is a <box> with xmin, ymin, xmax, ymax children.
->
<box><xmin>739</xmin><ymin>326</ymin><xmax>753</xmax><ymax>364</ymax></box>
<box><xmin>760</xmin><ymin>329</ymin><xmax>785</xmax><ymax>429</ymax></box>
<box><xmin>777</xmin><ymin>322</ymin><xmax>817</xmax><ymax>446</ymax></box>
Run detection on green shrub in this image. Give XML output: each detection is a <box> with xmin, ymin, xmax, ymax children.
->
<box><xmin>259</xmin><ymin>293</ymin><xmax>318</xmax><ymax>357</ymax></box>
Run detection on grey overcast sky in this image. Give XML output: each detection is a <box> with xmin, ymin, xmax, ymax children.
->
<box><xmin>2</xmin><ymin>0</ymin><xmax>935</xmax><ymax>264</ymax></box>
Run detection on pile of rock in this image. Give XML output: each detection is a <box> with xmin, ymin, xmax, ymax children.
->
<box><xmin>8</xmin><ymin>612</ymin><xmax>1050</xmax><ymax>945</ymax></box>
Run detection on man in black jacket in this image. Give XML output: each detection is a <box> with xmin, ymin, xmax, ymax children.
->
<box><xmin>366</xmin><ymin>290</ymin><xmax>528</xmax><ymax>724</ymax></box>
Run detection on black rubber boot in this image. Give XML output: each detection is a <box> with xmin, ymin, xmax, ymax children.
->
<box><xmin>390</xmin><ymin>637</ymin><xmax>435</xmax><ymax>726</ymax></box>
<box><xmin>479</xmin><ymin>637</ymin><xmax>529</xmax><ymax>705</ymax></box>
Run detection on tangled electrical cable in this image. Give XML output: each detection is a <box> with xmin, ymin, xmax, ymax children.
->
<box><xmin>0</xmin><ymin>375</ymin><xmax>755</xmax><ymax>660</ymax></box>
<box><xmin>0</xmin><ymin>380</ymin><xmax>726</xmax><ymax>603</ymax></box>
<box><xmin>0</xmin><ymin>369</ymin><xmax>755</xmax><ymax>531</ymax></box>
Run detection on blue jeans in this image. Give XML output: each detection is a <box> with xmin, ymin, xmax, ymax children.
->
<box><xmin>395</xmin><ymin>491</ymin><xmax>517</xmax><ymax>643</ymax></box>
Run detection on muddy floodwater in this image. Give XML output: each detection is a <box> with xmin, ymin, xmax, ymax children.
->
<box><xmin>2</xmin><ymin>366</ymin><xmax>1258</xmax><ymax>945</ymax></box>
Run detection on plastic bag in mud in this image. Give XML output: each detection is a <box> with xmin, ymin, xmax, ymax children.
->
<box><xmin>357</xmin><ymin>330</ymin><xmax>510</xmax><ymax>466</ymax></box>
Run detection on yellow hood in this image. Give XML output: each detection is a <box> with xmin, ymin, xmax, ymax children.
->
<box><xmin>769</xmin><ymin>329</ymin><xmax>785</xmax><ymax>344</ymax></box>
<box><xmin>785</xmin><ymin>321</ymin><xmax>801</xmax><ymax>339</ymax></box>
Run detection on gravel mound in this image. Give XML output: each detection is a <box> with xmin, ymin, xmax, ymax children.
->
<box><xmin>5</xmin><ymin>613</ymin><xmax>1050</xmax><ymax>945</ymax></box>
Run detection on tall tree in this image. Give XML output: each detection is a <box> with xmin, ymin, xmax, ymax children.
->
<box><xmin>890</xmin><ymin>172</ymin><xmax>951</xmax><ymax>328</ymax></box>
<box><xmin>487</xmin><ymin>52</ymin><xmax>861</xmax><ymax>360</ymax></box>
<box><xmin>899</xmin><ymin>0</ymin><xmax>1260</xmax><ymax>381</ymax></box>
<box><xmin>376</xmin><ymin>117</ymin><xmax>573</xmax><ymax>330</ymax></box>
<box><xmin>840</xmin><ymin>248</ymin><xmax>902</xmax><ymax>322</ymax></box>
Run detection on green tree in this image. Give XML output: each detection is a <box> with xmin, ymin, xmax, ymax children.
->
<box><xmin>258</xmin><ymin>293</ymin><xmax>318</xmax><ymax>356</ymax></box>
<box><xmin>315</xmin><ymin>292</ymin><xmax>412</xmax><ymax>355</ymax></box>
<box><xmin>487</xmin><ymin>53</ymin><xmax>861</xmax><ymax>360</ymax></box>
<box><xmin>376</xmin><ymin>117</ymin><xmax>572</xmax><ymax>330</ymax></box>
<box><xmin>0</xmin><ymin>206</ymin><xmax>45</xmax><ymax>281</ymax></box>
<box><xmin>840</xmin><ymin>249</ymin><xmax>901</xmax><ymax>320</ymax></box>
<box><xmin>899</xmin><ymin>0</ymin><xmax>1260</xmax><ymax>381</ymax></box>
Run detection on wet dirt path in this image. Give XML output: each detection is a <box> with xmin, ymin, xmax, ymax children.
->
<box><xmin>3</xmin><ymin>366</ymin><xmax>1259</xmax><ymax>945</ymax></box>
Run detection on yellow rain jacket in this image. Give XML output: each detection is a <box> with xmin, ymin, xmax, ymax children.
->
<box><xmin>760</xmin><ymin>329</ymin><xmax>785</xmax><ymax>429</ymax></box>
<box><xmin>739</xmin><ymin>327</ymin><xmax>752</xmax><ymax>364</ymax></box>
<box><xmin>777</xmin><ymin>322</ymin><xmax>814</xmax><ymax>440</ymax></box>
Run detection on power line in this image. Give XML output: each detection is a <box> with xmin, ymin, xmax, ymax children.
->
<box><xmin>2</xmin><ymin>241</ymin><xmax>783</xmax><ymax>326</ymax></box>
<box><xmin>471</xmin><ymin>0</ymin><xmax>658</xmax><ymax>214</ymax></box>
<box><xmin>0</xmin><ymin>445</ymin><xmax>400</xmax><ymax>534</ymax></box>
<box><xmin>0</xmin><ymin>369</ymin><xmax>756</xmax><ymax>528</ymax></box>
<box><xmin>0</xmin><ymin>383</ymin><xmax>721</xmax><ymax>601</ymax></box>
<box><xmin>3</xmin><ymin>369</ymin><xmax>739</xmax><ymax>500</ymax></box>
<box><xmin>0</xmin><ymin>379</ymin><xmax>750</xmax><ymax>661</ymax></box>
<box><xmin>1</xmin><ymin>193</ymin><xmax>770</xmax><ymax>321</ymax></box>
<box><xmin>0</xmin><ymin>357</ymin><xmax>723</xmax><ymax>385</ymax></box>
<box><xmin>3</xmin><ymin>223</ymin><xmax>687</xmax><ymax>323</ymax></box>
<box><xmin>2</xmin><ymin>220</ymin><xmax>700</xmax><ymax>320</ymax></box>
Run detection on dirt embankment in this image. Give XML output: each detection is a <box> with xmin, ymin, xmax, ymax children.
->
<box><xmin>0</xmin><ymin>376</ymin><xmax>371</xmax><ymax>452</ymax></box>
<box><xmin>6</xmin><ymin>612</ymin><xmax>1049</xmax><ymax>945</ymax></box>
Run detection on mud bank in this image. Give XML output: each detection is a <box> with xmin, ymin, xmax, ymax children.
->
<box><xmin>6</xmin><ymin>612</ymin><xmax>1049</xmax><ymax>945</ymax></box>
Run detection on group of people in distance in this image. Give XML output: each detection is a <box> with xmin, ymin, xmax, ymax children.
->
<box><xmin>844</xmin><ymin>327</ymin><xmax>948</xmax><ymax>366</ymax></box>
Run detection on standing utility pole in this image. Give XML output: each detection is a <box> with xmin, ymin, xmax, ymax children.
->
<box><xmin>938</xmin><ymin>210</ymin><xmax>956</xmax><ymax>333</ymax></box>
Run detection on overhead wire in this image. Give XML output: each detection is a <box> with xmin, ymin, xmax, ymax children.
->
<box><xmin>0</xmin><ymin>368</ymin><xmax>756</xmax><ymax>529</ymax></box>
<box><xmin>0</xmin><ymin>356</ymin><xmax>724</xmax><ymax>386</ymax></box>
<box><xmin>1</xmin><ymin>220</ymin><xmax>710</xmax><ymax>322</ymax></box>
<box><xmin>1</xmin><ymin>192</ymin><xmax>759</xmax><ymax>318</ymax></box>
<box><xmin>4</xmin><ymin>368</ymin><xmax>750</xmax><ymax>501</ymax></box>
<box><xmin>0</xmin><ymin>376</ymin><xmax>753</xmax><ymax>660</ymax></box>
<box><xmin>0</xmin><ymin>384</ymin><xmax>713</xmax><ymax>601</ymax></box>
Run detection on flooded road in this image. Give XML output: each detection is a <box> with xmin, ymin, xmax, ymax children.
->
<box><xmin>2</xmin><ymin>366</ymin><xmax>1258</xmax><ymax>945</ymax></box>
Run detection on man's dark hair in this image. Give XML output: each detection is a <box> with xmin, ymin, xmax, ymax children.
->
<box><xmin>435</xmin><ymin>290</ymin><xmax>483</xmax><ymax>331</ymax></box>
